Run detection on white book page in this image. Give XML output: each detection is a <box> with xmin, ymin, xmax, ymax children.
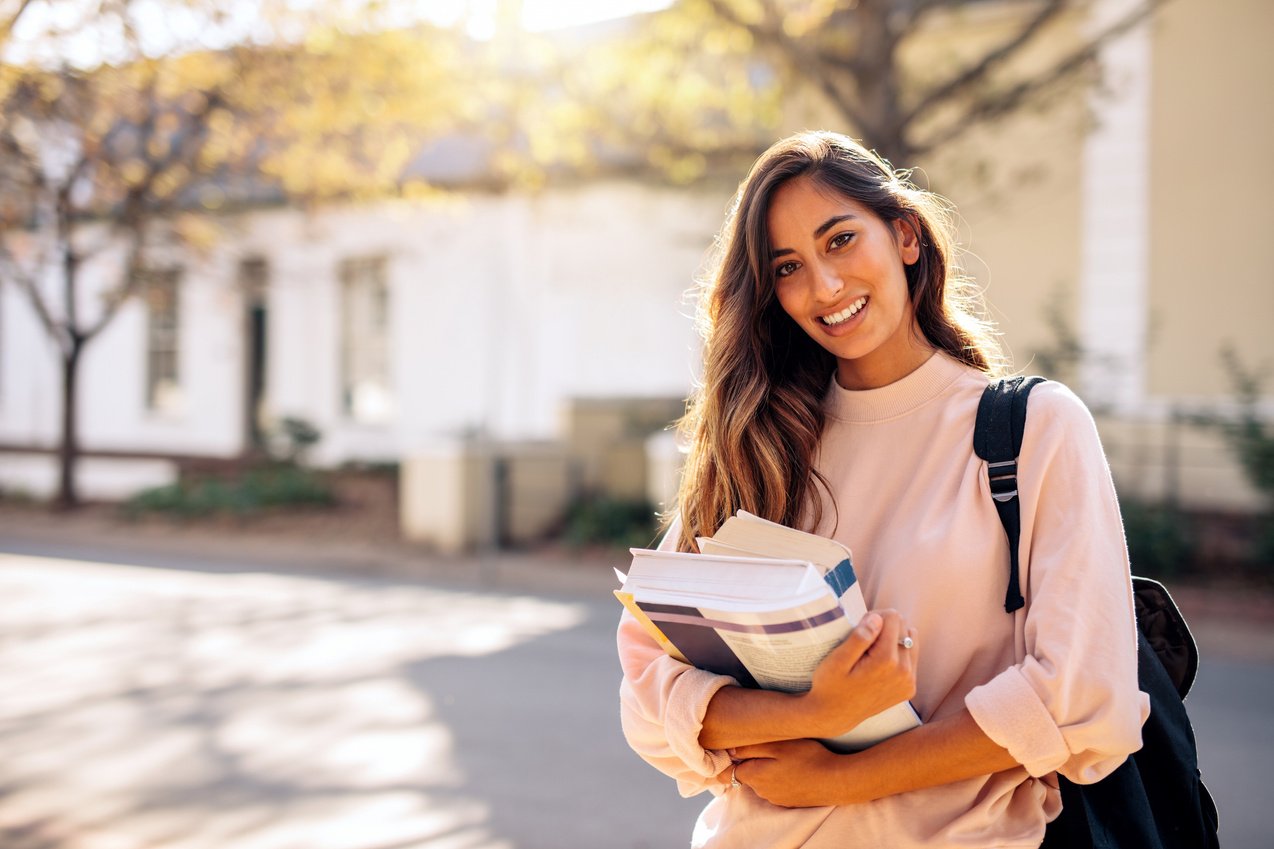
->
<box><xmin>697</xmin><ymin>537</ymin><xmax>868</xmax><ymax>623</ymax></box>
<box><xmin>626</xmin><ymin>549</ymin><xmax>823</xmax><ymax>603</ymax></box>
<box><xmin>699</xmin><ymin>596</ymin><xmax>850</xmax><ymax>692</ymax></box>
<box><xmin>725</xmin><ymin>511</ymin><xmax>853</xmax><ymax>570</ymax></box>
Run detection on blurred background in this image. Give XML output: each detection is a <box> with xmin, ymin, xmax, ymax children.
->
<box><xmin>1</xmin><ymin>0</ymin><xmax>1270</xmax><ymax>847</ymax></box>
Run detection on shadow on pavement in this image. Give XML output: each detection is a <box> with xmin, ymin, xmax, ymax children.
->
<box><xmin>400</xmin><ymin>603</ymin><xmax>704</xmax><ymax>849</ymax></box>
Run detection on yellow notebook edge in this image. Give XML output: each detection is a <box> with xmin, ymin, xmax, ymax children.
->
<box><xmin>614</xmin><ymin>589</ymin><xmax>690</xmax><ymax>664</ymax></box>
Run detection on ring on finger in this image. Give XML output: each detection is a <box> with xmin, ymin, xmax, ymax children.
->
<box><xmin>731</xmin><ymin>764</ymin><xmax>742</xmax><ymax>789</ymax></box>
<box><xmin>898</xmin><ymin>635</ymin><xmax>915</xmax><ymax>649</ymax></box>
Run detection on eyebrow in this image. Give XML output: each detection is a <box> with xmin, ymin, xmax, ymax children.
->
<box><xmin>770</xmin><ymin>213</ymin><xmax>859</xmax><ymax>259</ymax></box>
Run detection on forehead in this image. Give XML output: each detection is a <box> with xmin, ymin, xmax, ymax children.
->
<box><xmin>766</xmin><ymin>176</ymin><xmax>875</xmax><ymax>243</ymax></box>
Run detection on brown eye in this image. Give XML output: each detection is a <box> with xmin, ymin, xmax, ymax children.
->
<box><xmin>829</xmin><ymin>232</ymin><xmax>855</xmax><ymax>250</ymax></box>
<box><xmin>774</xmin><ymin>261</ymin><xmax>800</xmax><ymax>278</ymax></box>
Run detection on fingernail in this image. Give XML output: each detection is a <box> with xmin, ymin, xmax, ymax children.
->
<box><xmin>860</xmin><ymin>613</ymin><xmax>881</xmax><ymax>634</ymax></box>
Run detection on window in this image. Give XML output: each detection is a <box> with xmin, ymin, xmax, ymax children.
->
<box><xmin>144</xmin><ymin>268</ymin><xmax>182</xmax><ymax>413</ymax></box>
<box><xmin>339</xmin><ymin>256</ymin><xmax>393</xmax><ymax>423</ymax></box>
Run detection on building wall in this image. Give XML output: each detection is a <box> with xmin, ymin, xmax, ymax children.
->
<box><xmin>250</xmin><ymin>180</ymin><xmax>726</xmax><ymax>467</ymax></box>
<box><xmin>0</xmin><ymin>180</ymin><xmax>727</xmax><ymax>476</ymax></box>
<box><xmin>0</xmin><ymin>224</ymin><xmax>245</xmax><ymax>458</ymax></box>
<box><xmin>930</xmin><ymin>104</ymin><xmax>1088</xmax><ymax>380</ymax></box>
<box><xmin>1147</xmin><ymin>0</ymin><xmax>1274</xmax><ymax>402</ymax></box>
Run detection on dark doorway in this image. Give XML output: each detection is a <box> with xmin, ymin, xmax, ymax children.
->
<box><xmin>240</xmin><ymin>258</ymin><xmax>269</xmax><ymax>453</ymax></box>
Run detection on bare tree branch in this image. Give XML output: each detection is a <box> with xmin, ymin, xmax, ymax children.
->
<box><xmin>84</xmin><ymin>87</ymin><xmax>228</xmax><ymax>343</ymax></box>
<box><xmin>911</xmin><ymin>0</ymin><xmax>1168</xmax><ymax>157</ymax></box>
<box><xmin>702</xmin><ymin>0</ymin><xmax>878</xmax><ymax>138</ymax></box>
<box><xmin>82</xmin><ymin>221</ymin><xmax>146</xmax><ymax>342</ymax></box>
<box><xmin>0</xmin><ymin>239</ymin><xmax>67</xmax><ymax>352</ymax></box>
<box><xmin>900</xmin><ymin>0</ymin><xmax>1068</xmax><ymax>129</ymax></box>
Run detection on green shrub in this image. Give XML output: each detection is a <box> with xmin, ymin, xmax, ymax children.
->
<box><xmin>125</xmin><ymin>464</ymin><xmax>335</xmax><ymax>519</ymax></box>
<box><xmin>562</xmin><ymin>496</ymin><xmax>659</xmax><ymax>549</ymax></box>
<box><xmin>1183</xmin><ymin>347</ymin><xmax>1274</xmax><ymax>575</ymax></box>
<box><xmin>1120</xmin><ymin>499</ymin><xmax>1196</xmax><ymax>579</ymax></box>
<box><xmin>1214</xmin><ymin>347</ymin><xmax>1274</xmax><ymax>501</ymax></box>
<box><xmin>1254</xmin><ymin>520</ymin><xmax>1274</xmax><ymax>573</ymax></box>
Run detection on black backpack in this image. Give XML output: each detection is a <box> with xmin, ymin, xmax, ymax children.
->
<box><xmin>974</xmin><ymin>376</ymin><xmax>1220</xmax><ymax>849</ymax></box>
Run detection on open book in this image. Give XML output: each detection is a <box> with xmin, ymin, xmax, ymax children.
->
<box><xmin>616</xmin><ymin>510</ymin><xmax>921</xmax><ymax>752</ymax></box>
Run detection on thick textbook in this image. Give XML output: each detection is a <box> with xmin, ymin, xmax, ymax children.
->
<box><xmin>616</xmin><ymin>511</ymin><xmax>921</xmax><ymax>751</ymax></box>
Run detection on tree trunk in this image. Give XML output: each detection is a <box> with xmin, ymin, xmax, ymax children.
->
<box><xmin>853</xmin><ymin>0</ymin><xmax>909</xmax><ymax>168</ymax></box>
<box><xmin>55</xmin><ymin>338</ymin><xmax>82</xmax><ymax>509</ymax></box>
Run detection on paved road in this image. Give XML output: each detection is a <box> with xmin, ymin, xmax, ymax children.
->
<box><xmin>0</xmin><ymin>543</ymin><xmax>1266</xmax><ymax>848</ymax></box>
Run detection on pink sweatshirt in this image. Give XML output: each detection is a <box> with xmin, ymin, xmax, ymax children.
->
<box><xmin>617</xmin><ymin>352</ymin><xmax>1149</xmax><ymax>848</ymax></box>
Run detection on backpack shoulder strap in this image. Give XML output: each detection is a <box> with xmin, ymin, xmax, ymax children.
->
<box><xmin>974</xmin><ymin>376</ymin><xmax>1047</xmax><ymax>613</ymax></box>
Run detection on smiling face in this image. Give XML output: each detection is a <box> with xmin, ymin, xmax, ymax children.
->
<box><xmin>766</xmin><ymin>175</ymin><xmax>934</xmax><ymax>390</ymax></box>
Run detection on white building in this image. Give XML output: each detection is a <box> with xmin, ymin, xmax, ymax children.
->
<box><xmin>0</xmin><ymin>179</ymin><xmax>732</xmax><ymax>500</ymax></box>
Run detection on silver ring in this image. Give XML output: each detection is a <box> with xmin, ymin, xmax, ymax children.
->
<box><xmin>899</xmin><ymin>636</ymin><xmax>914</xmax><ymax>649</ymax></box>
<box><xmin>730</xmin><ymin>764</ymin><xmax>742</xmax><ymax>789</ymax></box>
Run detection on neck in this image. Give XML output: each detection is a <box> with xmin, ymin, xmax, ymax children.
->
<box><xmin>836</xmin><ymin>332</ymin><xmax>937</xmax><ymax>391</ymax></box>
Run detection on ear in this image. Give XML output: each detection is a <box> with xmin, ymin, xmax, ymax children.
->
<box><xmin>892</xmin><ymin>215</ymin><xmax>921</xmax><ymax>266</ymax></box>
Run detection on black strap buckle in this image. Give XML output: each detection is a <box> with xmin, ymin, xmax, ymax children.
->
<box><xmin>987</xmin><ymin>459</ymin><xmax>1018</xmax><ymax>503</ymax></box>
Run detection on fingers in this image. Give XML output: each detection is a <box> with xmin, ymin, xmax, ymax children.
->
<box><xmin>820</xmin><ymin>609</ymin><xmax>913</xmax><ymax>677</ymax></box>
<box><xmin>860</xmin><ymin>612</ymin><xmax>918</xmax><ymax>700</ymax></box>
<box><xmin>899</xmin><ymin>625</ymin><xmax>919</xmax><ymax>674</ymax></box>
<box><xmin>856</xmin><ymin>611</ymin><xmax>884</xmax><ymax>641</ymax></box>
<box><xmin>873</xmin><ymin>610</ymin><xmax>902</xmax><ymax>656</ymax></box>
<box><xmin>854</xmin><ymin>608</ymin><xmax>906</xmax><ymax>664</ymax></box>
<box><xmin>826</xmin><ymin>611</ymin><xmax>882</xmax><ymax>669</ymax></box>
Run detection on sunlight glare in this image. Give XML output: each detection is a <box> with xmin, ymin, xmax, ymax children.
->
<box><xmin>461</xmin><ymin>0</ymin><xmax>673</xmax><ymax>39</ymax></box>
<box><xmin>521</xmin><ymin>0</ymin><xmax>673</xmax><ymax>32</ymax></box>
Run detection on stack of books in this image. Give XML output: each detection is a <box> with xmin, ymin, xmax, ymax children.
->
<box><xmin>615</xmin><ymin>510</ymin><xmax>920</xmax><ymax>751</ymax></box>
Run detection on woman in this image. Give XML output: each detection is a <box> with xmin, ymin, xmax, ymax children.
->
<box><xmin>617</xmin><ymin>131</ymin><xmax>1148</xmax><ymax>848</ymax></box>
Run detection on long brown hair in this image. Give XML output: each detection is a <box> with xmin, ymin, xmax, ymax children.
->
<box><xmin>670</xmin><ymin>131</ymin><xmax>1003</xmax><ymax>551</ymax></box>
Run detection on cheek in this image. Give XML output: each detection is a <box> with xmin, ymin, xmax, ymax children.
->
<box><xmin>773</xmin><ymin>284</ymin><xmax>802</xmax><ymax>323</ymax></box>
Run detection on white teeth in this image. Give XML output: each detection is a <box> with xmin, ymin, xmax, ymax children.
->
<box><xmin>820</xmin><ymin>297</ymin><xmax>867</xmax><ymax>326</ymax></box>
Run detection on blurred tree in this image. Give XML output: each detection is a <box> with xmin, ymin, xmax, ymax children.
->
<box><xmin>529</xmin><ymin>0</ymin><xmax>1171</xmax><ymax>178</ymax></box>
<box><xmin>0</xmin><ymin>0</ymin><xmax>472</xmax><ymax>507</ymax></box>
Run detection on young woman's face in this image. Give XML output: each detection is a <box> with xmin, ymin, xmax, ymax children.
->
<box><xmin>766</xmin><ymin>175</ymin><xmax>932</xmax><ymax>390</ymax></box>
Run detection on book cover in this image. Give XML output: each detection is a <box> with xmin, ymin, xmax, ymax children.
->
<box><xmin>617</xmin><ymin>513</ymin><xmax>921</xmax><ymax>751</ymax></box>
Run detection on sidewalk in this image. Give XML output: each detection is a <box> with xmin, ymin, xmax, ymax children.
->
<box><xmin>3</xmin><ymin>502</ymin><xmax>1272</xmax><ymax>662</ymax></box>
<box><xmin>0</xmin><ymin>502</ymin><xmax>626</xmax><ymax>599</ymax></box>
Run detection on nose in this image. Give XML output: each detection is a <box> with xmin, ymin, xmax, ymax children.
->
<box><xmin>811</xmin><ymin>259</ymin><xmax>844</xmax><ymax>302</ymax></box>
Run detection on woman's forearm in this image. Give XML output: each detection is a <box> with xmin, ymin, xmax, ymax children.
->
<box><xmin>698</xmin><ymin>685</ymin><xmax>811</xmax><ymax>749</ymax></box>
<box><xmin>830</xmin><ymin>708</ymin><xmax>1019</xmax><ymax>804</ymax></box>
<box><xmin>731</xmin><ymin>709</ymin><xmax>1020</xmax><ymax>808</ymax></box>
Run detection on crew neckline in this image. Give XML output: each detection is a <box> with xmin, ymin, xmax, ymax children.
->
<box><xmin>824</xmin><ymin>351</ymin><xmax>970</xmax><ymax>423</ymax></box>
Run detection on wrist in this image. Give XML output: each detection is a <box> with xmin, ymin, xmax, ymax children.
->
<box><xmin>822</xmin><ymin>748</ymin><xmax>867</xmax><ymax>805</ymax></box>
<box><xmin>793</xmin><ymin>689</ymin><xmax>863</xmax><ymax>739</ymax></box>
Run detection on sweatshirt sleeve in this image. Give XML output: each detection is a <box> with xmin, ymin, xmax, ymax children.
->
<box><xmin>965</xmin><ymin>382</ymin><xmax>1149</xmax><ymax>784</ymax></box>
<box><xmin>616</xmin><ymin>516</ymin><xmax>738</xmax><ymax>798</ymax></box>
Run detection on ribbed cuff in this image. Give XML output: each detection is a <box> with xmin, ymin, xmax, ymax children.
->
<box><xmin>966</xmin><ymin>666</ymin><xmax>1070</xmax><ymax>778</ymax></box>
<box><xmin>666</xmin><ymin>668</ymin><xmax>737</xmax><ymax>785</ymax></box>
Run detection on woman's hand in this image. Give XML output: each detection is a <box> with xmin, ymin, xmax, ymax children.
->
<box><xmin>730</xmin><ymin>739</ymin><xmax>847</xmax><ymax>808</ymax></box>
<box><xmin>798</xmin><ymin>609</ymin><xmax>918</xmax><ymax>739</ymax></box>
<box><xmin>697</xmin><ymin>609</ymin><xmax>918</xmax><ymax>750</ymax></box>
